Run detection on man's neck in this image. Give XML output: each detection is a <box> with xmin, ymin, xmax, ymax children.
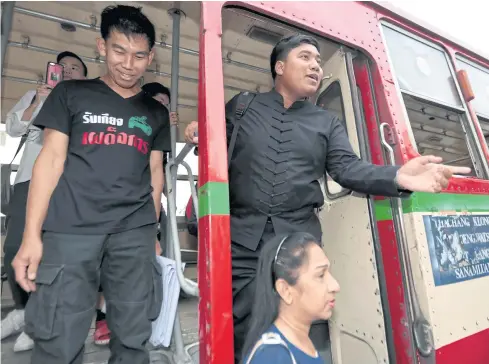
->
<box><xmin>274</xmin><ymin>83</ymin><xmax>308</xmax><ymax>109</ymax></box>
<box><xmin>274</xmin><ymin>84</ymin><xmax>297</xmax><ymax>109</ymax></box>
<box><xmin>100</xmin><ymin>74</ymin><xmax>140</xmax><ymax>99</ymax></box>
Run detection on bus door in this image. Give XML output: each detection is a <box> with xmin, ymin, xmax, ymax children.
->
<box><xmin>316</xmin><ymin>48</ymin><xmax>395</xmax><ymax>364</ymax></box>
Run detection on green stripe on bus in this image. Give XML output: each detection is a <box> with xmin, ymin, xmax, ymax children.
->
<box><xmin>374</xmin><ymin>192</ymin><xmax>489</xmax><ymax>221</ymax></box>
<box><xmin>198</xmin><ymin>182</ymin><xmax>230</xmax><ymax>218</ymax></box>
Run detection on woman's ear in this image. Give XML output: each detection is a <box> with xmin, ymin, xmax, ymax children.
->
<box><xmin>275</xmin><ymin>278</ymin><xmax>293</xmax><ymax>305</ymax></box>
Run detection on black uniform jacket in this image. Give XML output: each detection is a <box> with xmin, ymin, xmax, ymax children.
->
<box><xmin>225</xmin><ymin>89</ymin><xmax>406</xmax><ymax>250</ymax></box>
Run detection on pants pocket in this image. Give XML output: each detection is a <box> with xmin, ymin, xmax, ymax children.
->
<box><xmin>25</xmin><ymin>264</ymin><xmax>63</xmax><ymax>340</ymax></box>
<box><xmin>146</xmin><ymin>258</ymin><xmax>163</xmax><ymax>321</ymax></box>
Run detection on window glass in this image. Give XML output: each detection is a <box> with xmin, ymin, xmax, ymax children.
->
<box><xmin>382</xmin><ymin>25</ymin><xmax>462</xmax><ymax>107</ymax></box>
<box><xmin>456</xmin><ymin>57</ymin><xmax>489</xmax><ymax>118</ymax></box>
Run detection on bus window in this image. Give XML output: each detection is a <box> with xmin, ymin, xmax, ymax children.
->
<box><xmin>455</xmin><ymin>57</ymin><xmax>489</xmax><ymax>150</ymax></box>
<box><xmin>171</xmin><ymin>142</ymin><xmax>198</xmax><ymax>216</ymax></box>
<box><xmin>456</xmin><ymin>57</ymin><xmax>489</xmax><ymax>118</ymax></box>
<box><xmin>316</xmin><ymin>81</ymin><xmax>349</xmax><ymax>196</ymax></box>
<box><xmin>381</xmin><ymin>24</ymin><xmax>485</xmax><ymax>178</ymax></box>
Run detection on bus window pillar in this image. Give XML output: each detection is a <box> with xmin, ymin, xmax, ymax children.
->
<box><xmin>1</xmin><ymin>1</ymin><xmax>15</xmax><ymax>73</ymax></box>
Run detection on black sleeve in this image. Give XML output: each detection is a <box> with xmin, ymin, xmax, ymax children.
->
<box><xmin>187</xmin><ymin>203</ymin><xmax>198</xmax><ymax>237</ymax></box>
<box><xmin>225</xmin><ymin>94</ymin><xmax>241</xmax><ymax>147</ymax></box>
<box><xmin>153</xmin><ymin>107</ymin><xmax>171</xmax><ymax>152</ymax></box>
<box><xmin>325</xmin><ymin>115</ymin><xmax>409</xmax><ymax>197</ymax></box>
<box><xmin>33</xmin><ymin>82</ymin><xmax>72</xmax><ymax>135</ymax></box>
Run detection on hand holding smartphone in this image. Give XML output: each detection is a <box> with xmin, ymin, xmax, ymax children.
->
<box><xmin>46</xmin><ymin>62</ymin><xmax>64</xmax><ymax>88</ymax></box>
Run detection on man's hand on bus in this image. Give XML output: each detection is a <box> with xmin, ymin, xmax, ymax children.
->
<box><xmin>184</xmin><ymin>121</ymin><xmax>198</xmax><ymax>144</ymax></box>
<box><xmin>396</xmin><ymin>155</ymin><xmax>471</xmax><ymax>193</ymax></box>
<box><xmin>12</xmin><ymin>236</ymin><xmax>43</xmax><ymax>293</ymax></box>
<box><xmin>169</xmin><ymin>111</ymin><xmax>179</xmax><ymax>126</ymax></box>
<box><xmin>155</xmin><ymin>239</ymin><xmax>162</xmax><ymax>256</ymax></box>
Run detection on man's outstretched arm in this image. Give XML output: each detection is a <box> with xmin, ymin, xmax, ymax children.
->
<box><xmin>325</xmin><ymin>116</ymin><xmax>471</xmax><ymax>196</ymax></box>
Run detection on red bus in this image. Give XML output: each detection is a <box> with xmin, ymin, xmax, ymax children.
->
<box><xmin>1</xmin><ymin>2</ymin><xmax>488</xmax><ymax>364</ymax></box>
<box><xmin>194</xmin><ymin>2</ymin><xmax>489</xmax><ymax>364</ymax></box>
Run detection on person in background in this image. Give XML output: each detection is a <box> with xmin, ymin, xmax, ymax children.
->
<box><xmin>141</xmin><ymin>81</ymin><xmax>179</xmax><ymax>256</ymax></box>
<box><xmin>242</xmin><ymin>232</ymin><xmax>339</xmax><ymax>364</ymax></box>
<box><xmin>1</xmin><ymin>51</ymin><xmax>87</xmax><ymax>353</ymax></box>
<box><xmin>142</xmin><ymin>82</ymin><xmax>170</xmax><ymax>106</ymax></box>
<box><xmin>12</xmin><ymin>5</ymin><xmax>170</xmax><ymax>363</ymax></box>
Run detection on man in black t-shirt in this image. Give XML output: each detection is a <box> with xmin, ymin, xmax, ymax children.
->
<box><xmin>12</xmin><ymin>6</ymin><xmax>170</xmax><ymax>364</ymax></box>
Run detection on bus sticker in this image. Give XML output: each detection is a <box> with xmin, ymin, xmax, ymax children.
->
<box><xmin>423</xmin><ymin>215</ymin><xmax>489</xmax><ymax>286</ymax></box>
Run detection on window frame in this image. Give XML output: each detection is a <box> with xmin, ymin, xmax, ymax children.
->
<box><xmin>316</xmin><ymin>80</ymin><xmax>352</xmax><ymax>200</ymax></box>
<box><xmin>379</xmin><ymin>21</ymin><xmax>489</xmax><ymax>179</ymax></box>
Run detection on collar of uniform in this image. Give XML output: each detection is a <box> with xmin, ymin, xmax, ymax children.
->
<box><xmin>266</xmin><ymin>88</ymin><xmax>309</xmax><ymax>110</ymax></box>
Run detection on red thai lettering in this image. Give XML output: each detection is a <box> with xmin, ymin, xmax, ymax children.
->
<box><xmin>106</xmin><ymin>126</ymin><xmax>117</xmax><ymax>133</ymax></box>
<box><xmin>82</xmin><ymin>130</ymin><xmax>148</xmax><ymax>154</ymax></box>
<box><xmin>88</xmin><ymin>132</ymin><xmax>104</xmax><ymax>144</ymax></box>
<box><xmin>133</xmin><ymin>137</ymin><xmax>149</xmax><ymax>155</ymax></box>
<box><xmin>116</xmin><ymin>132</ymin><xmax>128</xmax><ymax>144</ymax></box>
<box><xmin>104</xmin><ymin>133</ymin><xmax>116</xmax><ymax>145</ymax></box>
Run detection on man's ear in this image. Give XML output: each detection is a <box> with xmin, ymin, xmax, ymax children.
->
<box><xmin>96</xmin><ymin>38</ymin><xmax>107</xmax><ymax>57</ymax></box>
<box><xmin>148</xmin><ymin>48</ymin><xmax>155</xmax><ymax>66</ymax></box>
<box><xmin>275</xmin><ymin>60</ymin><xmax>285</xmax><ymax>77</ymax></box>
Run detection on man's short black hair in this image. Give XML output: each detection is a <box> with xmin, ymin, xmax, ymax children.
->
<box><xmin>142</xmin><ymin>82</ymin><xmax>171</xmax><ymax>101</ymax></box>
<box><xmin>100</xmin><ymin>5</ymin><xmax>156</xmax><ymax>49</ymax></box>
<box><xmin>57</xmin><ymin>51</ymin><xmax>88</xmax><ymax>77</ymax></box>
<box><xmin>270</xmin><ymin>35</ymin><xmax>321</xmax><ymax>80</ymax></box>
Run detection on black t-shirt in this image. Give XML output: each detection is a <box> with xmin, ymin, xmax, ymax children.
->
<box><xmin>34</xmin><ymin>78</ymin><xmax>171</xmax><ymax>234</ymax></box>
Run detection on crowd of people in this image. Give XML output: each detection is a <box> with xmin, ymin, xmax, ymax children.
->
<box><xmin>1</xmin><ymin>3</ymin><xmax>470</xmax><ymax>364</ymax></box>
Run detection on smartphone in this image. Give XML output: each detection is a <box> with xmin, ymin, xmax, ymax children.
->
<box><xmin>46</xmin><ymin>62</ymin><xmax>64</xmax><ymax>88</ymax></box>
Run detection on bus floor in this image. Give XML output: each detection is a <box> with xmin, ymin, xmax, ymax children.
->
<box><xmin>1</xmin><ymin>291</ymin><xmax>199</xmax><ymax>364</ymax></box>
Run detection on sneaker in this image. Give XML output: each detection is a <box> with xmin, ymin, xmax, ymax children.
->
<box><xmin>94</xmin><ymin>319</ymin><xmax>111</xmax><ymax>346</ymax></box>
<box><xmin>13</xmin><ymin>331</ymin><xmax>34</xmax><ymax>352</ymax></box>
<box><xmin>1</xmin><ymin>309</ymin><xmax>25</xmax><ymax>340</ymax></box>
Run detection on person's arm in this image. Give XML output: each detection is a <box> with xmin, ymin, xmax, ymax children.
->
<box><xmin>150</xmin><ymin>151</ymin><xmax>164</xmax><ymax>221</ymax></box>
<box><xmin>184</xmin><ymin>94</ymin><xmax>241</xmax><ymax>154</ymax></box>
<box><xmin>24</xmin><ymin>82</ymin><xmax>72</xmax><ymax>238</ymax></box>
<box><xmin>325</xmin><ymin>115</ymin><xmax>409</xmax><ymax>197</ymax></box>
<box><xmin>20</xmin><ymin>97</ymin><xmax>40</xmax><ymax>125</ymax></box>
<box><xmin>13</xmin><ymin>83</ymin><xmax>72</xmax><ymax>292</ymax></box>
<box><xmin>152</xmin><ymin>107</ymin><xmax>172</xmax><ymax>220</ymax></box>
<box><xmin>5</xmin><ymin>90</ymin><xmax>38</xmax><ymax>137</ymax></box>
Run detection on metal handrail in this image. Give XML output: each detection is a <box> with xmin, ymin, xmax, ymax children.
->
<box><xmin>165</xmin><ymin>143</ymin><xmax>199</xmax><ymax>297</ymax></box>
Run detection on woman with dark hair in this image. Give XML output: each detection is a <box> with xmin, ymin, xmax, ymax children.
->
<box><xmin>242</xmin><ymin>232</ymin><xmax>340</xmax><ymax>364</ymax></box>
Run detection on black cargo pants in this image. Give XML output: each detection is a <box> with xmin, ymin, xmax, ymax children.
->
<box><xmin>24</xmin><ymin>224</ymin><xmax>163</xmax><ymax>364</ymax></box>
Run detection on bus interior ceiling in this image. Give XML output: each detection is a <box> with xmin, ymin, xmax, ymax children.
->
<box><xmin>1</xmin><ymin>2</ymin><xmax>342</xmax><ymax>138</ymax></box>
<box><xmin>1</xmin><ymin>1</ymin><xmax>203</xmax><ymax>142</ymax></box>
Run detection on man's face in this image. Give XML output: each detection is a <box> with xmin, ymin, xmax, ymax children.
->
<box><xmin>153</xmin><ymin>93</ymin><xmax>170</xmax><ymax>106</ymax></box>
<box><xmin>59</xmin><ymin>56</ymin><xmax>85</xmax><ymax>80</ymax></box>
<box><xmin>275</xmin><ymin>43</ymin><xmax>323</xmax><ymax>99</ymax></box>
<box><xmin>97</xmin><ymin>30</ymin><xmax>154</xmax><ymax>89</ymax></box>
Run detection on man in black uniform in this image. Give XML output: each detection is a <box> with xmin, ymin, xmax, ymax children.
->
<box><xmin>12</xmin><ymin>5</ymin><xmax>170</xmax><ymax>364</ymax></box>
<box><xmin>187</xmin><ymin>35</ymin><xmax>470</xmax><ymax>362</ymax></box>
